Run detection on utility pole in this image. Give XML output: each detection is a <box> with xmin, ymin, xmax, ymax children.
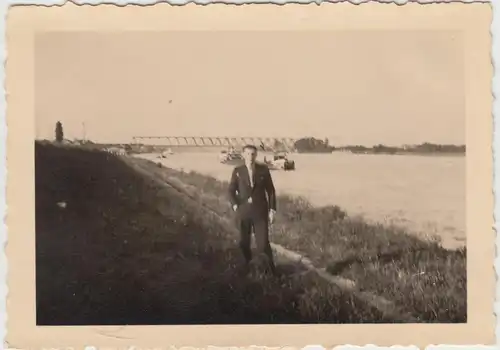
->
<box><xmin>82</xmin><ymin>122</ymin><xmax>86</xmax><ymax>141</ymax></box>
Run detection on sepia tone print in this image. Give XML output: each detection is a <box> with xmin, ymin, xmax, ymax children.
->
<box><xmin>35</xmin><ymin>29</ymin><xmax>466</xmax><ymax>325</ymax></box>
<box><xmin>6</xmin><ymin>3</ymin><xmax>494</xmax><ymax>348</ymax></box>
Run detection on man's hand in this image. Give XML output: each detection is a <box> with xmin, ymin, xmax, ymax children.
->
<box><xmin>269</xmin><ymin>209</ymin><xmax>276</xmax><ymax>224</ymax></box>
<box><xmin>232</xmin><ymin>204</ymin><xmax>238</xmax><ymax>212</ymax></box>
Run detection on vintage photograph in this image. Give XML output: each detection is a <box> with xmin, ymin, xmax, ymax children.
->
<box><xmin>5</xmin><ymin>2</ymin><xmax>494</xmax><ymax>347</ymax></box>
<box><xmin>34</xmin><ymin>29</ymin><xmax>468</xmax><ymax>325</ymax></box>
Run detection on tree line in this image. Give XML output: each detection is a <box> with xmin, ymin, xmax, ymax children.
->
<box><xmin>292</xmin><ymin>137</ymin><xmax>465</xmax><ymax>154</ymax></box>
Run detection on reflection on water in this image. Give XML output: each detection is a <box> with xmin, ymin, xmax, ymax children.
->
<box><xmin>136</xmin><ymin>152</ymin><xmax>465</xmax><ymax>249</ymax></box>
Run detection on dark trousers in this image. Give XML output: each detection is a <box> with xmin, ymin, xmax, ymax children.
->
<box><xmin>238</xmin><ymin>216</ymin><xmax>275</xmax><ymax>273</ymax></box>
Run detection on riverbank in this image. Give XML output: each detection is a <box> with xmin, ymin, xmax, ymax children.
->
<box><xmin>35</xmin><ymin>142</ymin><xmax>392</xmax><ymax>325</ymax></box>
<box><xmin>134</xmin><ymin>157</ymin><xmax>467</xmax><ymax>323</ymax></box>
<box><xmin>135</xmin><ymin>152</ymin><xmax>465</xmax><ymax>250</ymax></box>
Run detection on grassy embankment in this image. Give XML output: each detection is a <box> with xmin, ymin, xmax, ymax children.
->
<box><xmin>36</xmin><ymin>142</ymin><xmax>392</xmax><ymax>325</ymax></box>
<box><xmin>134</xmin><ymin>158</ymin><xmax>467</xmax><ymax>323</ymax></box>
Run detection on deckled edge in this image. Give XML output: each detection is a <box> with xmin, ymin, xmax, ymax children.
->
<box><xmin>0</xmin><ymin>1</ymin><xmax>496</xmax><ymax>350</ymax></box>
<box><xmin>492</xmin><ymin>0</ymin><xmax>499</xmax><ymax>349</ymax></box>
<box><xmin>4</xmin><ymin>0</ymin><xmax>493</xmax><ymax>7</ymax></box>
<box><xmin>1</xmin><ymin>0</ymin><xmax>7</xmax><ymax>349</ymax></box>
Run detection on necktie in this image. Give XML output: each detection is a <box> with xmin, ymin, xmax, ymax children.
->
<box><xmin>247</xmin><ymin>165</ymin><xmax>254</xmax><ymax>187</ymax></box>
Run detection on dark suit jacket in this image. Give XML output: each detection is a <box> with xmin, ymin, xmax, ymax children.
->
<box><xmin>228</xmin><ymin>162</ymin><xmax>277</xmax><ymax>219</ymax></box>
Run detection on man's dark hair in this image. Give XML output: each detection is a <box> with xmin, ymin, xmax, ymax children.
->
<box><xmin>242</xmin><ymin>144</ymin><xmax>258</xmax><ymax>152</ymax></box>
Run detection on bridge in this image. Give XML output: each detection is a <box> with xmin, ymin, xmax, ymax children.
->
<box><xmin>132</xmin><ymin>136</ymin><xmax>299</xmax><ymax>151</ymax></box>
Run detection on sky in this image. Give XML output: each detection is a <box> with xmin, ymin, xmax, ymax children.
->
<box><xmin>35</xmin><ymin>30</ymin><xmax>465</xmax><ymax>146</ymax></box>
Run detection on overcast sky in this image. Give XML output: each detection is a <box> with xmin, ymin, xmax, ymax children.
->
<box><xmin>35</xmin><ymin>30</ymin><xmax>464</xmax><ymax>146</ymax></box>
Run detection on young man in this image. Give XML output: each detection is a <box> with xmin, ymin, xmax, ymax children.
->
<box><xmin>227</xmin><ymin>144</ymin><xmax>277</xmax><ymax>275</ymax></box>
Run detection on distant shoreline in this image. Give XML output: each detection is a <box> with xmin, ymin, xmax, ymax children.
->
<box><xmin>330</xmin><ymin>150</ymin><xmax>466</xmax><ymax>157</ymax></box>
<box><xmin>38</xmin><ymin>139</ymin><xmax>466</xmax><ymax>158</ymax></box>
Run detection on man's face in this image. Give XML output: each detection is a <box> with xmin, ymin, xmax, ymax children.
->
<box><xmin>243</xmin><ymin>147</ymin><xmax>257</xmax><ymax>165</ymax></box>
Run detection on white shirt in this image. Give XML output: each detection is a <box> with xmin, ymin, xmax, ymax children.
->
<box><xmin>246</xmin><ymin>163</ymin><xmax>255</xmax><ymax>187</ymax></box>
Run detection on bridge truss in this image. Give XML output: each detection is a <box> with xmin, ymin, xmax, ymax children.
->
<box><xmin>131</xmin><ymin>136</ymin><xmax>299</xmax><ymax>151</ymax></box>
